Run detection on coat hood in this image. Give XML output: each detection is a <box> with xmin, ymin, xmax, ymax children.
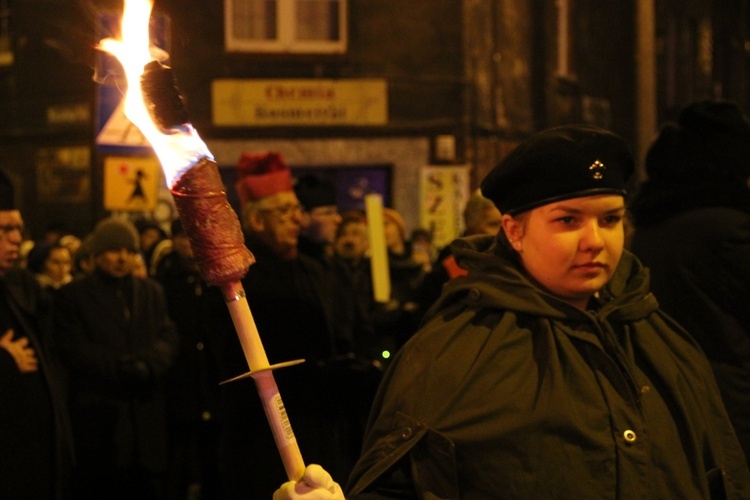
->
<box><xmin>423</xmin><ymin>234</ymin><xmax>658</xmax><ymax>323</ymax></box>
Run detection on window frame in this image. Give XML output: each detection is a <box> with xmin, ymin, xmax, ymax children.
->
<box><xmin>224</xmin><ymin>0</ymin><xmax>348</xmax><ymax>54</ymax></box>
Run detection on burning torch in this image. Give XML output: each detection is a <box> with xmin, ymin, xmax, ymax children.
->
<box><xmin>98</xmin><ymin>0</ymin><xmax>306</xmax><ymax>482</ymax></box>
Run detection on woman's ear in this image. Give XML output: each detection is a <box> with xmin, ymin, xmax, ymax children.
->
<box><xmin>501</xmin><ymin>214</ymin><xmax>523</xmax><ymax>251</ymax></box>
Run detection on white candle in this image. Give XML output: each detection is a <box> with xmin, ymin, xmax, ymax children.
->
<box><xmin>365</xmin><ymin>193</ymin><xmax>391</xmax><ymax>303</ymax></box>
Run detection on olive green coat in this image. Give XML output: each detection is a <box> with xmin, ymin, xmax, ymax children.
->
<box><xmin>346</xmin><ymin>235</ymin><xmax>750</xmax><ymax>499</ymax></box>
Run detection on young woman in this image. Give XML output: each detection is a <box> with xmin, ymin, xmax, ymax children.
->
<box><xmin>26</xmin><ymin>242</ymin><xmax>73</xmax><ymax>291</ymax></box>
<box><xmin>275</xmin><ymin>125</ymin><xmax>750</xmax><ymax>499</ymax></box>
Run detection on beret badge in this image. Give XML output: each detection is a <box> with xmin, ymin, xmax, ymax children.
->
<box><xmin>589</xmin><ymin>160</ymin><xmax>605</xmax><ymax>180</ymax></box>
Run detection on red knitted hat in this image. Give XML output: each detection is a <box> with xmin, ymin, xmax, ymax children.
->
<box><xmin>235</xmin><ymin>151</ymin><xmax>293</xmax><ymax>204</ymax></box>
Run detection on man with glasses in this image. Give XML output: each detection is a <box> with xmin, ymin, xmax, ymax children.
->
<box><xmin>216</xmin><ymin>151</ymin><xmax>348</xmax><ymax>498</ymax></box>
<box><xmin>293</xmin><ymin>173</ymin><xmax>359</xmax><ymax>352</ymax></box>
<box><xmin>238</xmin><ymin>154</ymin><xmax>304</xmax><ymax>262</ymax></box>
<box><xmin>295</xmin><ymin>174</ymin><xmax>380</xmax><ymax>476</ymax></box>
<box><xmin>0</xmin><ymin>168</ymin><xmax>73</xmax><ymax>499</ymax></box>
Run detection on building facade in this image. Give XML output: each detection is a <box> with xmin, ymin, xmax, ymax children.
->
<box><xmin>0</xmin><ymin>0</ymin><xmax>747</xmax><ymax>240</ymax></box>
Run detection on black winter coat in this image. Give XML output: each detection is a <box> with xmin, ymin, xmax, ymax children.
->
<box><xmin>0</xmin><ymin>268</ymin><xmax>73</xmax><ymax>499</ymax></box>
<box><xmin>631</xmin><ymin>206</ymin><xmax>750</xmax><ymax>461</ymax></box>
<box><xmin>53</xmin><ymin>269</ymin><xmax>178</xmax><ymax>473</ymax></box>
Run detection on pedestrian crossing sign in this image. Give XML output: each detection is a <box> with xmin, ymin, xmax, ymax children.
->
<box><xmin>103</xmin><ymin>156</ymin><xmax>162</xmax><ymax>211</ymax></box>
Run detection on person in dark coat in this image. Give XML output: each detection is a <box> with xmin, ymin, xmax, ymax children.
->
<box><xmin>53</xmin><ymin>216</ymin><xmax>179</xmax><ymax>499</ymax></box>
<box><xmin>275</xmin><ymin>125</ymin><xmax>750</xmax><ymax>499</ymax></box>
<box><xmin>295</xmin><ymin>175</ymin><xmax>381</xmax><ymax>473</ymax></box>
<box><xmin>26</xmin><ymin>241</ymin><xmax>74</xmax><ymax>292</ymax></box>
<box><xmin>216</xmin><ymin>151</ymin><xmax>350</xmax><ymax>498</ymax></box>
<box><xmin>332</xmin><ymin>212</ymin><xmax>380</xmax><ymax>361</ymax></box>
<box><xmin>154</xmin><ymin>219</ymin><xmax>229</xmax><ymax>499</ymax></box>
<box><xmin>371</xmin><ymin>207</ymin><xmax>426</xmax><ymax>352</ymax></box>
<box><xmin>133</xmin><ymin>218</ymin><xmax>168</xmax><ymax>276</ymax></box>
<box><xmin>0</xmin><ymin>168</ymin><xmax>74</xmax><ymax>500</ymax></box>
<box><xmin>629</xmin><ymin>99</ymin><xmax>750</xmax><ymax>461</ymax></box>
<box><xmin>294</xmin><ymin>173</ymin><xmax>364</xmax><ymax>354</ymax></box>
<box><xmin>416</xmin><ymin>189</ymin><xmax>503</xmax><ymax>317</ymax></box>
<box><xmin>294</xmin><ymin>173</ymin><xmax>342</xmax><ymax>264</ymax></box>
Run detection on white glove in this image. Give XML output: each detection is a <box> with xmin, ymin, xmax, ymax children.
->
<box><xmin>273</xmin><ymin>464</ymin><xmax>345</xmax><ymax>500</ymax></box>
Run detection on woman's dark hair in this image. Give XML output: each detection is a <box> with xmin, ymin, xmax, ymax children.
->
<box><xmin>26</xmin><ymin>242</ymin><xmax>69</xmax><ymax>274</ymax></box>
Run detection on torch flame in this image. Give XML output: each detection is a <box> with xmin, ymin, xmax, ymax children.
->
<box><xmin>99</xmin><ymin>0</ymin><xmax>212</xmax><ymax>187</ymax></box>
<box><xmin>99</xmin><ymin>0</ymin><xmax>308</xmax><ymax>483</ymax></box>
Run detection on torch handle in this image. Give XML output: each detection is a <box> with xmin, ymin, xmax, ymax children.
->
<box><xmin>222</xmin><ymin>281</ymin><xmax>306</xmax><ymax>482</ymax></box>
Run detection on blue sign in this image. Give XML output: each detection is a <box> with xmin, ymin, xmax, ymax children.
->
<box><xmin>95</xmin><ymin>9</ymin><xmax>171</xmax><ymax>155</ymax></box>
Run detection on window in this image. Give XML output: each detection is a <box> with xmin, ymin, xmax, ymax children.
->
<box><xmin>224</xmin><ymin>0</ymin><xmax>347</xmax><ymax>54</ymax></box>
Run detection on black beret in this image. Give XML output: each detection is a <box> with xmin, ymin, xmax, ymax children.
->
<box><xmin>0</xmin><ymin>168</ymin><xmax>15</xmax><ymax>211</ymax></box>
<box><xmin>481</xmin><ymin>125</ymin><xmax>635</xmax><ymax>215</ymax></box>
<box><xmin>679</xmin><ymin>99</ymin><xmax>750</xmax><ymax>141</ymax></box>
<box><xmin>294</xmin><ymin>174</ymin><xmax>337</xmax><ymax>210</ymax></box>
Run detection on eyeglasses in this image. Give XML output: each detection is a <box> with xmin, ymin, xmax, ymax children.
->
<box><xmin>260</xmin><ymin>203</ymin><xmax>303</xmax><ymax>220</ymax></box>
<box><xmin>0</xmin><ymin>224</ymin><xmax>23</xmax><ymax>238</ymax></box>
<box><xmin>310</xmin><ymin>207</ymin><xmax>340</xmax><ymax>217</ymax></box>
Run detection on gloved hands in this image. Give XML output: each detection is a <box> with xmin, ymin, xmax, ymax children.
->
<box><xmin>273</xmin><ymin>464</ymin><xmax>345</xmax><ymax>500</ymax></box>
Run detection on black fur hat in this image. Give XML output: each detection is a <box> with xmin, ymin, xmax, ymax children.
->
<box><xmin>645</xmin><ymin>99</ymin><xmax>750</xmax><ymax>182</ymax></box>
<box><xmin>630</xmin><ymin>99</ymin><xmax>750</xmax><ymax>226</ymax></box>
<box><xmin>294</xmin><ymin>174</ymin><xmax>337</xmax><ymax>210</ymax></box>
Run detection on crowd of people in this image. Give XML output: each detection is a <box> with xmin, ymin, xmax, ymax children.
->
<box><xmin>1</xmin><ymin>98</ymin><xmax>748</xmax><ymax>499</ymax></box>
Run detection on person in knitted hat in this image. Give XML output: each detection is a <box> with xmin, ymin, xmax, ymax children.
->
<box><xmin>53</xmin><ymin>215</ymin><xmax>178</xmax><ymax>498</ymax></box>
<box><xmin>630</xmin><ymin>99</ymin><xmax>750</xmax><ymax>459</ymax></box>
<box><xmin>275</xmin><ymin>125</ymin><xmax>750</xmax><ymax>499</ymax></box>
<box><xmin>0</xmin><ymin>167</ymin><xmax>74</xmax><ymax>499</ymax></box>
